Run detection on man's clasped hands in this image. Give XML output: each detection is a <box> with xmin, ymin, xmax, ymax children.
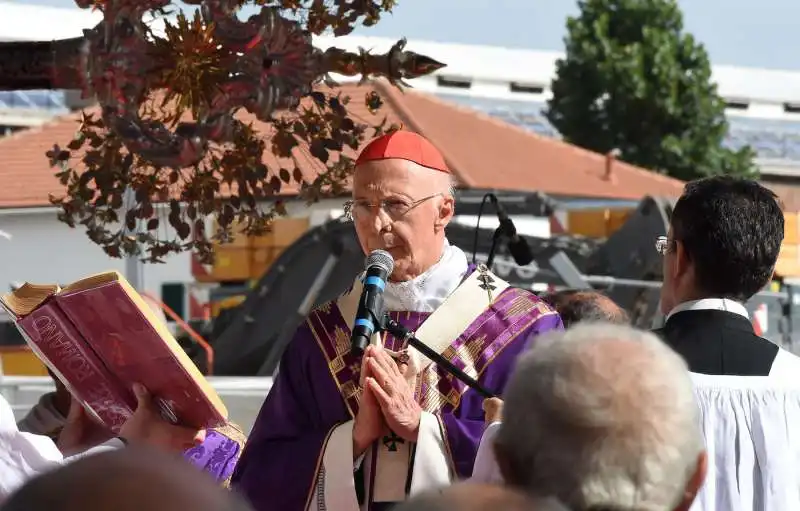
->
<box><xmin>352</xmin><ymin>345</ymin><xmax>422</xmax><ymax>458</ymax></box>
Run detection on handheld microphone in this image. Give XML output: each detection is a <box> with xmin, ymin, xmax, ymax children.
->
<box><xmin>488</xmin><ymin>195</ymin><xmax>534</xmax><ymax>266</ymax></box>
<box><xmin>350</xmin><ymin>250</ymin><xmax>394</xmax><ymax>356</ymax></box>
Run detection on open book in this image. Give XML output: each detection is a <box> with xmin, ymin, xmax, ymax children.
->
<box><xmin>0</xmin><ymin>271</ymin><xmax>228</xmax><ymax>433</ymax></box>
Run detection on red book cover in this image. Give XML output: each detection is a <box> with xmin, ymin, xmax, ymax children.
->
<box><xmin>16</xmin><ymin>302</ymin><xmax>135</xmax><ymax>433</ymax></box>
<box><xmin>56</xmin><ymin>282</ymin><xmax>227</xmax><ymax>429</ymax></box>
<box><xmin>0</xmin><ymin>272</ymin><xmax>228</xmax><ymax>431</ymax></box>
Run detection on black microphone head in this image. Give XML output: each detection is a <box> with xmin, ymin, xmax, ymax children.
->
<box><xmin>508</xmin><ymin>237</ymin><xmax>534</xmax><ymax>266</ymax></box>
<box><xmin>366</xmin><ymin>249</ymin><xmax>394</xmax><ymax>275</ymax></box>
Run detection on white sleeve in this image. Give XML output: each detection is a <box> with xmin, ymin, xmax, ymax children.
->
<box><xmin>0</xmin><ymin>393</ymin><xmax>65</xmax><ymax>500</ymax></box>
<box><xmin>308</xmin><ymin>413</ymin><xmax>454</xmax><ymax>510</ymax></box>
<box><xmin>470</xmin><ymin>421</ymin><xmax>504</xmax><ymax>484</ymax></box>
<box><xmin>0</xmin><ymin>390</ymin><xmax>128</xmax><ymax>501</ymax></box>
<box><xmin>769</xmin><ymin>349</ymin><xmax>800</xmax><ymax>383</ymax></box>
<box><xmin>63</xmin><ymin>438</ymin><xmax>126</xmax><ymax>463</ymax></box>
<box><xmin>408</xmin><ymin>411</ymin><xmax>452</xmax><ymax>495</ymax></box>
<box><xmin>689</xmin><ymin>374</ymin><xmax>800</xmax><ymax>511</ymax></box>
<box><xmin>308</xmin><ymin>421</ymin><xmax>360</xmax><ymax>511</ymax></box>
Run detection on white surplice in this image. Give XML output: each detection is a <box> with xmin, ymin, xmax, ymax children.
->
<box><xmin>0</xmin><ymin>393</ymin><xmax>123</xmax><ymax>502</ymax></box>
<box><xmin>311</xmin><ymin>240</ymin><xmax>470</xmax><ymax>511</ymax></box>
<box><xmin>690</xmin><ymin>373</ymin><xmax>800</xmax><ymax>511</ymax></box>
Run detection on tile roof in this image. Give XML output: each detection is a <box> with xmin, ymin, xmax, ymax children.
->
<box><xmin>0</xmin><ymin>80</ymin><xmax>685</xmax><ymax>209</ymax></box>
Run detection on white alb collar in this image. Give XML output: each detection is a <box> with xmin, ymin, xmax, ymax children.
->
<box><xmin>381</xmin><ymin>239</ymin><xmax>469</xmax><ymax>313</ymax></box>
<box><xmin>667</xmin><ymin>298</ymin><xmax>749</xmax><ymax>321</ymax></box>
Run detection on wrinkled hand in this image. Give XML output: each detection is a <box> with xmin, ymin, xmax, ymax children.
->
<box><xmin>483</xmin><ymin>398</ymin><xmax>504</xmax><ymax>424</ymax></box>
<box><xmin>119</xmin><ymin>383</ymin><xmax>206</xmax><ymax>452</ymax></box>
<box><xmin>365</xmin><ymin>347</ymin><xmax>422</xmax><ymax>442</ymax></box>
<box><xmin>57</xmin><ymin>397</ymin><xmax>115</xmax><ymax>457</ymax></box>
<box><xmin>353</xmin><ymin>346</ymin><xmax>388</xmax><ymax>458</ymax></box>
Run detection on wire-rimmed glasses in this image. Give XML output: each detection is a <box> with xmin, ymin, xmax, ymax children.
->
<box><xmin>344</xmin><ymin>193</ymin><xmax>442</xmax><ymax>221</ymax></box>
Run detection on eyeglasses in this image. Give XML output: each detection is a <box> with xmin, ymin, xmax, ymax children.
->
<box><xmin>655</xmin><ymin>235</ymin><xmax>676</xmax><ymax>255</ymax></box>
<box><xmin>344</xmin><ymin>193</ymin><xmax>442</xmax><ymax>221</ymax></box>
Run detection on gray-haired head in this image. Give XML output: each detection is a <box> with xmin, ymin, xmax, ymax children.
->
<box><xmin>391</xmin><ymin>483</ymin><xmax>568</xmax><ymax>511</ymax></box>
<box><xmin>495</xmin><ymin>323</ymin><xmax>704</xmax><ymax>511</ymax></box>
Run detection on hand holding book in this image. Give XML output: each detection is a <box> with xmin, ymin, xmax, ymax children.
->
<box><xmin>118</xmin><ymin>383</ymin><xmax>205</xmax><ymax>451</ymax></box>
<box><xmin>59</xmin><ymin>383</ymin><xmax>205</xmax><ymax>456</ymax></box>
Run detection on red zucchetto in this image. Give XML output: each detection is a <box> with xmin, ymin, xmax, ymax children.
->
<box><xmin>355</xmin><ymin>130</ymin><xmax>450</xmax><ymax>174</ymax></box>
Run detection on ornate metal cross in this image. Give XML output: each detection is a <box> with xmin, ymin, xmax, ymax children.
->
<box><xmin>477</xmin><ymin>271</ymin><xmax>497</xmax><ymax>302</ymax></box>
<box><xmin>382</xmin><ymin>431</ymin><xmax>405</xmax><ymax>452</ymax></box>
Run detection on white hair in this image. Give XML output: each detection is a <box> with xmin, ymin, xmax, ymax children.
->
<box><xmin>495</xmin><ymin>323</ymin><xmax>703</xmax><ymax>511</ymax></box>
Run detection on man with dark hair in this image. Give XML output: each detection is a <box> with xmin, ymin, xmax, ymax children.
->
<box><xmin>541</xmin><ymin>290</ymin><xmax>629</xmax><ymax>328</ymax></box>
<box><xmin>655</xmin><ymin>176</ymin><xmax>800</xmax><ymax>377</ymax></box>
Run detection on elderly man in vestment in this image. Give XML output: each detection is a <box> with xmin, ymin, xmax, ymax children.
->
<box><xmin>232</xmin><ymin>130</ymin><xmax>563</xmax><ymax>511</ymax></box>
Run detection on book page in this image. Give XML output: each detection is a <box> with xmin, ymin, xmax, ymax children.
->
<box><xmin>60</xmin><ymin>271</ymin><xmax>121</xmax><ymax>294</ymax></box>
<box><xmin>0</xmin><ymin>283</ymin><xmax>60</xmax><ymax>317</ymax></box>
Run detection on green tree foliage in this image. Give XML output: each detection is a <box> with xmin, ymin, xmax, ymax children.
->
<box><xmin>545</xmin><ymin>0</ymin><xmax>757</xmax><ymax>181</ymax></box>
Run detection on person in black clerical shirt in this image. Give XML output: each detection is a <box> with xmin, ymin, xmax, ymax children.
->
<box><xmin>654</xmin><ymin>176</ymin><xmax>800</xmax><ymax>378</ymax></box>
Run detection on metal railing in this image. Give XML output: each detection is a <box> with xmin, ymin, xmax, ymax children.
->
<box><xmin>141</xmin><ymin>291</ymin><xmax>216</xmax><ymax>374</ymax></box>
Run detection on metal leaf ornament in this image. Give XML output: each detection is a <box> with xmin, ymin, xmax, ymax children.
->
<box><xmin>10</xmin><ymin>0</ymin><xmax>445</xmax><ymax>262</ymax></box>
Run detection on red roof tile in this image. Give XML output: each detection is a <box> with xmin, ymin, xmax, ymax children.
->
<box><xmin>0</xmin><ymin>80</ymin><xmax>685</xmax><ymax>209</ymax></box>
<box><xmin>382</xmin><ymin>85</ymin><xmax>686</xmax><ymax>200</ymax></box>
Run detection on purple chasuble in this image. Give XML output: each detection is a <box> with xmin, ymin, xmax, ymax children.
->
<box><xmin>232</xmin><ymin>284</ymin><xmax>563</xmax><ymax>510</ymax></box>
<box><xmin>184</xmin><ymin>424</ymin><xmax>247</xmax><ymax>487</ymax></box>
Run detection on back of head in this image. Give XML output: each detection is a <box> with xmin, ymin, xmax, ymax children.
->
<box><xmin>541</xmin><ymin>290</ymin><xmax>629</xmax><ymax>328</ymax></box>
<box><xmin>495</xmin><ymin>324</ymin><xmax>703</xmax><ymax>511</ymax></box>
<box><xmin>1</xmin><ymin>447</ymin><xmax>251</xmax><ymax>511</ymax></box>
<box><xmin>392</xmin><ymin>483</ymin><xmax>566</xmax><ymax>511</ymax></box>
<box><xmin>671</xmin><ymin>176</ymin><xmax>783</xmax><ymax>301</ymax></box>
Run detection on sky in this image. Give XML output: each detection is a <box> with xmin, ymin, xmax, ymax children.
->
<box><xmin>8</xmin><ymin>0</ymin><xmax>800</xmax><ymax>71</ymax></box>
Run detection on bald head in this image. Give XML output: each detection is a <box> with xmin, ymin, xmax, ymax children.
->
<box><xmin>541</xmin><ymin>290</ymin><xmax>629</xmax><ymax>328</ymax></box>
<box><xmin>1</xmin><ymin>448</ymin><xmax>251</xmax><ymax>511</ymax></box>
<box><xmin>355</xmin><ymin>157</ymin><xmax>453</xmax><ymax>193</ymax></box>
<box><xmin>392</xmin><ymin>483</ymin><xmax>564</xmax><ymax>511</ymax></box>
<box><xmin>495</xmin><ymin>324</ymin><xmax>704</xmax><ymax>511</ymax></box>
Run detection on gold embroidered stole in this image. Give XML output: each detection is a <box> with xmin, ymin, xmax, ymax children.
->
<box><xmin>305</xmin><ymin>267</ymin><xmax>554</xmax><ymax>505</ymax></box>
